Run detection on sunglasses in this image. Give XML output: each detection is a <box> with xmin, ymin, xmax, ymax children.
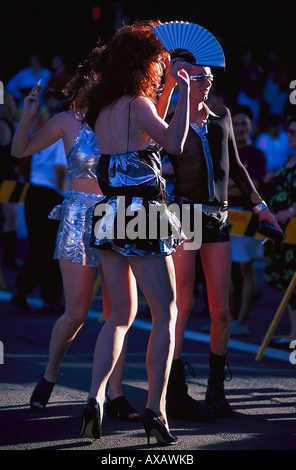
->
<box><xmin>189</xmin><ymin>74</ymin><xmax>214</xmax><ymax>82</ymax></box>
<box><xmin>287</xmin><ymin>129</ymin><xmax>296</xmax><ymax>135</ymax></box>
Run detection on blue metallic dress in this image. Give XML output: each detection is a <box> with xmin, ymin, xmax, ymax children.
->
<box><xmin>49</xmin><ymin>122</ymin><xmax>104</xmax><ymax>267</ymax></box>
<box><xmin>90</xmin><ymin>145</ymin><xmax>185</xmax><ymax>257</ymax></box>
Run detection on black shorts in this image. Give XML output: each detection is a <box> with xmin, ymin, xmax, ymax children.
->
<box><xmin>173</xmin><ymin>196</ymin><xmax>230</xmax><ymax>244</ymax></box>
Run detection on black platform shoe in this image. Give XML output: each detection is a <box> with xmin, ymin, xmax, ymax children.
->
<box><xmin>105</xmin><ymin>394</ymin><xmax>140</xmax><ymax>421</ymax></box>
<box><xmin>30</xmin><ymin>372</ymin><xmax>55</xmax><ymax>411</ymax></box>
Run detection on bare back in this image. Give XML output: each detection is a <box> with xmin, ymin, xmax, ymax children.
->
<box><xmin>94</xmin><ymin>96</ymin><xmax>155</xmax><ymax>154</ymax></box>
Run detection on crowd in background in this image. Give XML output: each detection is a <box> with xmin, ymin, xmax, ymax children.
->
<box><xmin>0</xmin><ymin>24</ymin><xmax>295</xmax><ymax>338</ymax></box>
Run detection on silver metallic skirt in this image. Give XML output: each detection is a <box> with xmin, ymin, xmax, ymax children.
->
<box><xmin>91</xmin><ymin>195</ymin><xmax>185</xmax><ymax>257</ymax></box>
<box><xmin>92</xmin><ymin>149</ymin><xmax>185</xmax><ymax>257</ymax></box>
<box><xmin>49</xmin><ymin>189</ymin><xmax>104</xmax><ymax>267</ymax></box>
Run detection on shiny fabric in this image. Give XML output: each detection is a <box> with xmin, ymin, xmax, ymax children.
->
<box><xmin>49</xmin><ymin>189</ymin><xmax>104</xmax><ymax>267</ymax></box>
<box><xmin>67</xmin><ymin>123</ymin><xmax>100</xmax><ymax>182</ymax></box>
<box><xmin>173</xmin><ymin>195</ymin><xmax>230</xmax><ymax>244</ymax></box>
<box><xmin>91</xmin><ymin>149</ymin><xmax>185</xmax><ymax>257</ymax></box>
<box><xmin>96</xmin><ymin>148</ymin><xmax>168</xmax><ymax>200</ymax></box>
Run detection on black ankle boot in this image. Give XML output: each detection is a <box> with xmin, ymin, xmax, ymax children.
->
<box><xmin>166</xmin><ymin>359</ymin><xmax>215</xmax><ymax>422</ymax></box>
<box><xmin>205</xmin><ymin>351</ymin><xmax>233</xmax><ymax>418</ymax></box>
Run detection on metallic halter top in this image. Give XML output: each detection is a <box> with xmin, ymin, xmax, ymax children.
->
<box><xmin>67</xmin><ymin>122</ymin><xmax>100</xmax><ymax>182</ymax></box>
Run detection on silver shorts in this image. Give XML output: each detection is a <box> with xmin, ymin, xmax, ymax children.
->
<box><xmin>49</xmin><ymin>189</ymin><xmax>104</xmax><ymax>267</ymax></box>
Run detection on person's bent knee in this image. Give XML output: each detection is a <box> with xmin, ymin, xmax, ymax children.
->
<box><xmin>63</xmin><ymin>308</ymin><xmax>88</xmax><ymax>330</ymax></box>
<box><xmin>151</xmin><ymin>300</ymin><xmax>177</xmax><ymax>331</ymax></box>
<box><xmin>210</xmin><ymin>308</ymin><xmax>230</xmax><ymax>329</ymax></box>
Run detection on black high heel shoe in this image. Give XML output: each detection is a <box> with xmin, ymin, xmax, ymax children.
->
<box><xmin>142</xmin><ymin>408</ymin><xmax>178</xmax><ymax>446</ymax></box>
<box><xmin>30</xmin><ymin>372</ymin><xmax>55</xmax><ymax>411</ymax></box>
<box><xmin>80</xmin><ymin>398</ymin><xmax>101</xmax><ymax>439</ymax></box>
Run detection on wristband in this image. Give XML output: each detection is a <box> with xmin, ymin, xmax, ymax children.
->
<box><xmin>252</xmin><ymin>201</ymin><xmax>268</xmax><ymax>214</ymax></box>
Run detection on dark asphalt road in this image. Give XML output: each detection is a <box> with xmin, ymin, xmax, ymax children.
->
<box><xmin>0</xmin><ymin>256</ymin><xmax>295</xmax><ymax>461</ymax></box>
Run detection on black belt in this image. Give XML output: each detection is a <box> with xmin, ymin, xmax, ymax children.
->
<box><xmin>173</xmin><ymin>195</ymin><xmax>228</xmax><ymax>212</ymax></box>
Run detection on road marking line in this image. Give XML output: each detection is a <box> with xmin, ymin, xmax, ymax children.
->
<box><xmin>1</xmin><ymin>291</ymin><xmax>290</xmax><ymax>363</ymax></box>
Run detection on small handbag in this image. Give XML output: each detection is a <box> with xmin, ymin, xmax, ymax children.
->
<box><xmin>257</xmin><ymin>220</ymin><xmax>285</xmax><ymax>242</ymax></box>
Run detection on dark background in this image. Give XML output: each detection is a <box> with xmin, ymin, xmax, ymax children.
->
<box><xmin>1</xmin><ymin>0</ymin><xmax>295</xmax><ymax>77</ymax></box>
<box><xmin>1</xmin><ymin>0</ymin><xmax>295</xmax><ymax>120</ymax></box>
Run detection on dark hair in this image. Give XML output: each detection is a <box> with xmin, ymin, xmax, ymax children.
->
<box><xmin>231</xmin><ymin>104</ymin><xmax>253</xmax><ymax>121</ymax></box>
<box><xmin>62</xmin><ymin>46</ymin><xmax>103</xmax><ymax>111</ymax></box>
<box><xmin>170</xmin><ymin>49</ymin><xmax>196</xmax><ymax>65</ymax></box>
<box><xmin>85</xmin><ymin>20</ymin><xmax>168</xmax><ymax>129</ymax></box>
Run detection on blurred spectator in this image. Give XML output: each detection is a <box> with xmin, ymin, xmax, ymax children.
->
<box><xmin>11</xmin><ymin>110</ymin><xmax>67</xmax><ymax>314</ymax></box>
<box><xmin>0</xmin><ymin>92</ymin><xmax>22</xmax><ymax>269</ymax></box>
<box><xmin>228</xmin><ymin>105</ymin><xmax>267</xmax><ymax>336</ymax></box>
<box><xmin>262</xmin><ymin>51</ymin><xmax>290</xmax><ymax>117</ymax></box>
<box><xmin>263</xmin><ymin>116</ymin><xmax>296</xmax><ymax>342</ymax></box>
<box><xmin>207</xmin><ymin>84</ymin><xmax>227</xmax><ymax>107</ymax></box>
<box><xmin>6</xmin><ymin>54</ymin><xmax>51</xmax><ymax>107</ymax></box>
<box><xmin>44</xmin><ymin>54</ymin><xmax>71</xmax><ymax>102</ymax></box>
<box><xmin>236</xmin><ymin>51</ymin><xmax>265</xmax><ymax>133</ymax></box>
<box><xmin>255</xmin><ymin>113</ymin><xmax>291</xmax><ymax>173</ymax></box>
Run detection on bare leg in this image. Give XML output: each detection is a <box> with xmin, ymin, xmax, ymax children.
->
<box><xmin>172</xmin><ymin>241</ymin><xmax>196</xmax><ymax>359</ymax></box>
<box><xmin>100</xmin><ymin>262</ymin><xmax>127</xmax><ymax>397</ymax></box>
<box><xmin>199</xmin><ymin>241</ymin><xmax>232</xmax><ymax>355</ymax></box>
<box><xmin>44</xmin><ymin>260</ymin><xmax>96</xmax><ymax>382</ymax></box>
<box><xmin>101</xmin><ymin>262</ymin><xmax>140</xmax><ymax>419</ymax></box>
<box><xmin>167</xmin><ymin>241</ymin><xmax>216</xmax><ymax>423</ymax></box>
<box><xmin>88</xmin><ymin>250</ymin><xmax>177</xmax><ymax>428</ymax></box>
<box><xmin>199</xmin><ymin>242</ymin><xmax>233</xmax><ymax>417</ymax></box>
<box><xmin>129</xmin><ymin>255</ymin><xmax>177</xmax><ymax>424</ymax></box>
<box><xmin>236</xmin><ymin>260</ymin><xmax>256</xmax><ymax>325</ymax></box>
<box><xmin>88</xmin><ymin>250</ymin><xmax>138</xmax><ymax>418</ymax></box>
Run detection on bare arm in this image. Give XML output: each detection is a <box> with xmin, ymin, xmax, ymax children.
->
<box><xmin>155</xmin><ymin>58</ymin><xmax>177</xmax><ymax>120</ymax></box>
<box><xmin>134</xmin><ymin>60</ymin><xmax>190</xmax><ymax>154</ymax></box>
<box><xmin>11</xmin><ymin>86</ymin><xmax>64</xmax><ymax>158</ymax></box>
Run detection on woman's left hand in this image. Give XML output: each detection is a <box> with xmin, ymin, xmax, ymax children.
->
<box><xmin>258</xmin><ymin>207</ymin><xmax>283</xmax><ymax>233</ymax></box>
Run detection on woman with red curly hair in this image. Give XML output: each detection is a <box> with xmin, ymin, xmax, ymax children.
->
<box><xmin>80</xmin><ymin>21</ymin><xmax>191</xmax><ymax>445</ymax></box>
<box><xmin>11</xmin><ymin>46</ymin><xmax>140</xmax><ymax>420</ymax></box>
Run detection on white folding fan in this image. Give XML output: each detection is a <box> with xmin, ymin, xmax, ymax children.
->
<box><xmin>152</xmin><ymin>21</ymin><xmax>225</xmax><ymax>68</ymax></box>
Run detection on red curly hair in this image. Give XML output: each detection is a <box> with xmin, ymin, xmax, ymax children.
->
<box><xmin>85</xmin><ymin>20</ymin><xmax>168</xmax><ymax>129</ymax></box>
